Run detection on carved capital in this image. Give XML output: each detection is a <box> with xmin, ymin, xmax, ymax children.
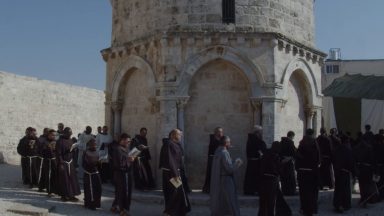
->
<box><xmin>250</xmin><ymin>97</ymin><xmax>262</xmax><ymax>110</ymax></box>
<box><xmin>176</xmin><ymin>97</ymin><xmax>190</xmax><ymax>110</ymax></box>
<box><xmin>305</xmin><ymin>106</ymin><xmax>316</xmax><ymax>117</ymax></box>
<box><xmin>148</xmin><ymin>97</ymin><xmax>160</xmax><ymax>113</ymax></box>
<box><xmin>111</xmin><ymin>100</ymin><xmax>123</xmax><ymax>112</ymax></box>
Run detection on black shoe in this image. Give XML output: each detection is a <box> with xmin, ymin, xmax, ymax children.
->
<box><xmin>61</xmin><ymin>196</ymin><xmax>69</xmax><ymax>202</ymax></box>
<box><xmin>68</xmin><ymin>197</ymin><xmax>79</xmax><ymax>202</ymax></box>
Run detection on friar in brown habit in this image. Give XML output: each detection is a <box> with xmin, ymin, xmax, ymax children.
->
<box><xmin>83</xmin><ymin>138</ymin><xmax>102</xmax><ymax>210</ymax></box>
<box><xmin>111</xmin><ymin>133</ymin><xmax>135</xmax><ymax>216</ymax></box>
<box><xmin>56</xmin><ymin>127</ymin><xmax>81</xmax><ymax>202</ymax></box>
<box><xmin>17</xmin><ymin>127</ymin><xmax>40</xmax><ymax>188</ymax></box>
<box><xmin>159</xmin><ymin>129</ymin><xmax>191</xmax><ymax>216</ymax></box>
<box><xmin>40</xmin><ymin>129</ymin><xmax>58</xmax><ymax>196</ymax></box>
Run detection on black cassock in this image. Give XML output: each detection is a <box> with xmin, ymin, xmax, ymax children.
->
<box><xmin>40</xmin><ymin>140</ymin><xmax>57</xmax><ymax>195</ymax></box>
<box><xmin>17</xmin><ymin>136</ymin><xmax>40</xmax><ymax>187</ymax></box>
<box><xmin>317</xmin><ymin>134</ymin><xmax>334</xmax><ymax>189</ymax></box>
<box><xmin>159</xmin><ymin>138</ymin><xmax>191</xmax><ymax>216</ymax></box>
<box><xmin>353</xmin><ymin>140</ymin><xmax>380</xmax><ymax>205</ymax></box>
<box><xmin>202</xmin><ymin>134</ymin><xmax>220</xmax><ymax>193</ymax></box>
<box><xmin>112</xmin><ymin>145</ymin><xmax>133</xmax><ymax>212</ymax></box>
<box><xmin>244</xmin><ymin>133</ymin><xmax>266</xmax><ymax>195</ymax></box>
<box><xmin>56</xmin><ymin>137</ymin><xmax>81</xmax><ymax>198</ymax></box>
<box><xmin>83</xmin><ymin>150</ymin><xmax>102</xmax><ymax>209</ymax></box>
<box><xmin>131</xmin><ymin>135</ymin><xmax>156</xmax><ymax>190</ymax></box>
<box><xmin>373</xmin><ymin>134</ymin><xmax>384</xmax><ymax>200</ymax></box>
<box><xmin>332</xmin><ymin>141</ymin><xmax>354</xmax><ymax>211</ymax></box>
<box><xmin>36</xmin><ymin>135</ymin><xmax>48</xmax><ymax>191</ymax></box>
<box><xmin>258</xmin><ymin>149</ymin><xmax>292</xmax><ymax>216</ymax></box>
<box><xmin>279</xmin><ymin>137</ymin><xmax>297</xmax><ymax>196</ymax></box>
<box><xmin>296</xmin><ymin>136</ymin><xmax>320</xmax><ymax>215</ymax></box>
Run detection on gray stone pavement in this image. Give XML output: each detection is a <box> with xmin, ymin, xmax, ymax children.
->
<box><xmin>1</xmin><ymin>164</ymin><xmax>384</xmax><ymax>215</ymax></box>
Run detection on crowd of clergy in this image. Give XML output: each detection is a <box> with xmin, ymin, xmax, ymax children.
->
<box><xmin>16</xmin><ymin>121</ymin><xmax>384</xmax><ymax>216</ymax></box>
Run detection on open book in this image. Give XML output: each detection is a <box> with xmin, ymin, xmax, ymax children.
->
<box><xmin>129</xmin><ymin>147</ymin><xmax>142</xmax><ymax>157</ymax></box>
<box><xmin>169</xmin><ymin>177</ymin><xmax>183</xmax><ymax>188</ymax></box>
<box><xmin>70</xmin><ymin>143</ymin><xmax>79</xmax><ymax>152</ymax></box>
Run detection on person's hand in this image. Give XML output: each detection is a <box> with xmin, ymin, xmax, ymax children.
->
<box><xmin>128</xmin><ymin>156</ymin><xmax>135</xmax><ymax>162</ymax></box>
<box><xmin>235</xmin><ymin>158</ymin><xmax>243</xmax><ymax>167</ymax></box>
<box><xmin>282</xmin><ymin>157</ymin><xmax>291</xmax><ymax>163</ymax></box>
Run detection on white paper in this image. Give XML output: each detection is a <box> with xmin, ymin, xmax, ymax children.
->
<box><xmin>129</xmin><ymin>147</ymin><xmax>141</xmax><ymax>157</ymax></box>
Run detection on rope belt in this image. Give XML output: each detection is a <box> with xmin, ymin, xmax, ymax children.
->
<box><xmin>358</xmin><ymin>163</ymin><xmax>372</xmax><ymax>167</ymax></box>
<box><xmin>64</xmin><ymin>159</ymin><xmax>73</xmax><ymax>176</ymax></box>
<box><xmin>47</xmin><ymin>158</ymin><xmax>56</xmax><ymax>192</ymax></box>
<box><xmin>264</xmin><ymin>173</ymin><xmax>278</xmax><ymax>178</ymax></box>
<box><xmin>26</xmin><ymin>156</ymin><xmax>38</xmax><ymax>183</ymax></box>
<box><xmin>84</xmin><ymin>170</ymin><xmax>99</xmax><ymax>202</ymax></box>
<box><xmin>38</xmin><ymin>157</ymin><xmax>44</xmax><ymax>184</ymax></box>
<box><xmin>341</xmin><ymin>168</ymin><xmax>351</xmax><ymax>173</ymax></box>
<box><xmin>298</xmin><ymin>168</ymin><xmax>313</xmax><ymax>171</ymax></box>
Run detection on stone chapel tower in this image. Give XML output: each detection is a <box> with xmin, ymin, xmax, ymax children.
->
<box><xmin>102</xmin><ymin>0</ymin><xmax>326</xmax><ymax>188</ymax></box>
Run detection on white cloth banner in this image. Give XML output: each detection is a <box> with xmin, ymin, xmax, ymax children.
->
<box><xmin>362</xmin><ymin>99</ymin><xmax>384</xmax><ymax>133</ymax></box>
<box><xmin>323</xmin><ymin>97</ymin><xmax>337</xmax><ymax>130</ymax></box>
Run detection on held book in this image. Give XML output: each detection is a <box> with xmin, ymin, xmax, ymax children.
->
<box><xmin>169</xmin><ymin>177</ymin><xmax>182</xmax><ymax>188</ymax></box>
<box><xmin>129</xmin><ymin>147</ymin><xmax>142</xmax><ymax>157</ymax></box>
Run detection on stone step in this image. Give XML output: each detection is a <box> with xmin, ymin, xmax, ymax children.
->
<box><xmin>102</xmin><ymin>184</ymin><xmax>335</xmax><ymax>208</ymax></box>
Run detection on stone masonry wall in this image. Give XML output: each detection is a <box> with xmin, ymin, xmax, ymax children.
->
<box><xmin>0</xmin><ymin>71</ymin><xmax>105</xmax><ymax>164</ymax></box>
<box><xmin>111</xmin><ymin>0</ymin><xmax>315</xmax><ymax>48</ymax></box>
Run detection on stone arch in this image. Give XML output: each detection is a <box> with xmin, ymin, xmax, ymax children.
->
<box><xmin>183</xmin><ymin>58</ymin><xmax>258</xmax><ymax>189</ymax></box>
<box><xmin>280</xmin><ymin>58</ymin><xmax>320</xmax><ymax>143</ymax></box>
<box><xmin>280</xmin><ymin>58</ymin><xmax>320</xmax><ymax>106</ymax></box>
<box><xmin>177</xmin><ymin>45</ymin><xmax>265</xmax><ymax>97</ymax></box>
<box><xmin>110</xmin><ymin>55</ymin><xmax>156</xmax><ymax>102</ymax></box>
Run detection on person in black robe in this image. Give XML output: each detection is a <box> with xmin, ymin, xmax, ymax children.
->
<box><xmin>71</xmin><ymin>137</ymin><xmax>79</xmax><ymax>168</ymax></box>
<box><xmin>374</xmin><ymin>129</ymin><xmax>384</xmax><ymax>200</ymax></box>
<box><xmin>363</xmin><ymin>124</ymin><xmax>375</xmax><ymax>146</ymax></box>
<box><xmin>332</xmin><ymin>134</ymin><xmax>354</xmax><ymax>213</ymax></box>
<box><xmin>202</xmin><ymin>127</ymin><xmax>223</xmax><ymax>193</ymax></box>
<box><xmin>317</xmin><ymin>127</ymin><xmax>334</xmax><ymax>190</ymax></box>
<box><xmin>56</xmin><ymin>123</ymin><xmax>64</xmax><ymax>141</ymax></box>
<box><xmin>56</xmin><ymin>127</ymin><xmax>81</xmax><ymax>202</ymax></box>
<box><xmin>159</xmin><ymin>129</ymin><xmax>191</xmax><ymax>216</ymax></box>
<box><xmin>244</xmin><ymin>125</ymin><xmax>266</xmax><ymax>195</ymax></box>
<box><xmin>112</xmin><ymin>133</ymin><xmax>134</xmax><ymax>216</ymax></box>
<box><xmin>17</xmin><ymin>127</ymin><xmax>40</xmax><ymax>188</ymax></box>
<box><xmin>279</xmin><ymin>131</ymin><xmax>297</xmax><ymax>196</ymax></box>
<box><xmin>40</xmin><ymin>129</ymin><xmax>58</xmax><ymax>196</ymax></box>
<box><xmin>131</xmin><ymin>127</ymin><xmax>156</xmax><ymax>190</ymax></box>
<box><xmin>353</xmin><ymin>131</ymin><xmax>380</xmax><ymax>207</ymax></box>
<box><xmin>83</xmin><ymin>138</ymin><xmax>102</xmax><ymax>210</ymax></box>
<box><xmin>109</xmin><ymin>134</ymin><xmax>120</xmax><ymax>214</ymax></box>
<box><xmin>37</xmin><ymin>128</ymin><xmax>49</xmax><ymax>192</ymax></box>
<box><xmin>258</xmin><ymin>141</ymin><xmax>292</xmax><ymax>216</ymax></box>
<box><xmin>296</xmin><ymin>128</ymin><xmax>320</xmax><ymax>216</ymax></box>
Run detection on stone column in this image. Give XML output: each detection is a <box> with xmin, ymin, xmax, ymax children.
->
<box><xmin>305</xmin><ymin>107</ymin><xmax>316</xmax><ymax>130</ymax></box>
<box><xmin>261</xmin><ymin>97</ymin><xmax>285</xmax><ymax>146</ymax></box>
<box><xmin>313</xmin><ymin>106</ymin><xmax>322</xmax><ymax>136</ymax></box>
<box><xmin>176</xmin><ymin>97</ymin><xmax>190</xmax><ymax>149</ymax></box>
<box><xmin>250</xmin><ymin>97</ymin><xmax>262</xmax><ymax>127</ymax></box>
<box><xmin>104</xmin><ymin>92</ymin><xmax>113</xmax><ymax>134</ymax></box>
<box><xmin>111</xmin><ymin>100</ymin><xmax>123</xmax><ymax>136</ymax></box>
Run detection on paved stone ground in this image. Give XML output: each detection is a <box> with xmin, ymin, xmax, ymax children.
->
<box><xmin>1</xmin><ymin>164</ymin><xmax>384</xmax><ymax>215</ymax></box>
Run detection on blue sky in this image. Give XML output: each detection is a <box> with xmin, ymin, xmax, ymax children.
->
<box><xmin>0</xmin><ymin>0</ymin><xmax>383</xmax><ymax>90</ymax></box>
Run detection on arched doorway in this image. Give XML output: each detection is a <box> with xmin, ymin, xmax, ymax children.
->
<box><xmin>184</xmin><ymin>59</ymin><xmax>254</xmax><ymax>189</ymax></box>
<box><xmin>281</xmin><ymin>70</ymin><xmax>311</xmax><ymax>144</ymax></box>
<box><xmin>116</xmin><ymin>67</ymin><xmax>158</xmax><ymax>176</ymax></box>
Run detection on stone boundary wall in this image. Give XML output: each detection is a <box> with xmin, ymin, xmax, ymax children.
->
<box><xmin>0</xmin><ymin>71</ymin><xmax>105</xmax><ymax>164</ymax></box>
